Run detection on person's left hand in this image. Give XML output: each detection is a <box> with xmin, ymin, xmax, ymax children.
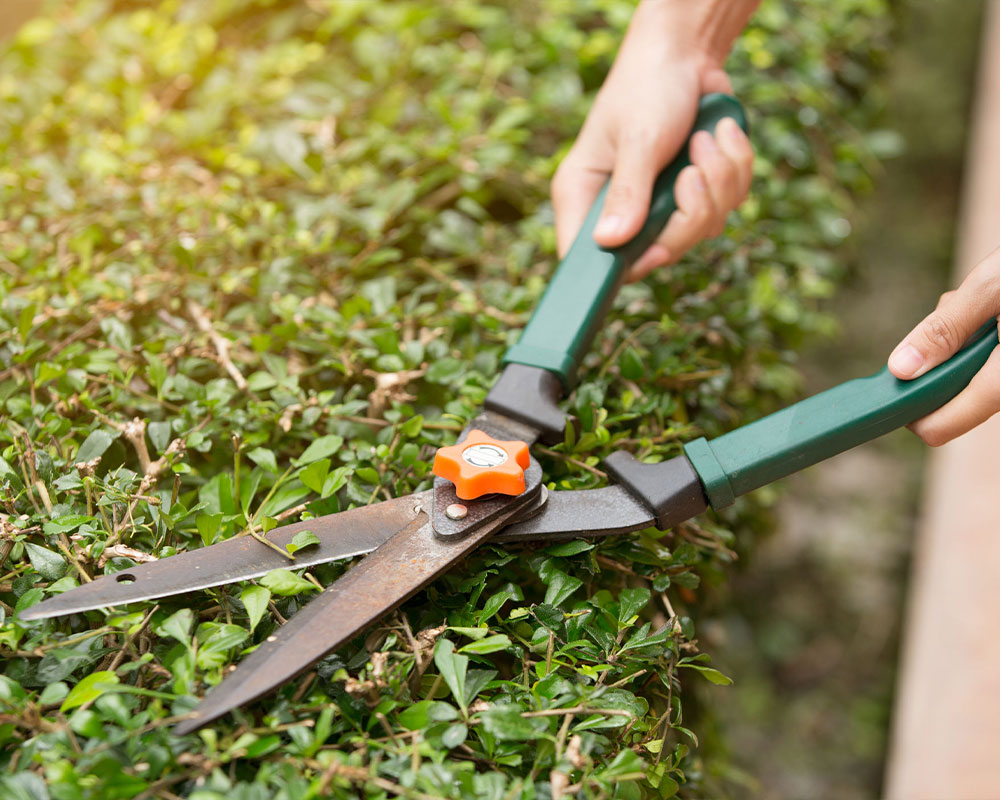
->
<box><xmin>887</xmin><ymin>245</ymin><xmax>1000</xmax><ymax>445</ymax></box>
<box><xmin>551</xmin><ymin>0</ymin><xmax>755</xmax><ymax>282</ymax></box>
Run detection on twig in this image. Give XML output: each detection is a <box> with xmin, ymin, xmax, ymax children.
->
<box><xmin>309</xmin><ymin>760</ymin><xmax>446</xmax><ymax>800</ymax></box>
<box><xmin>187</xmin><ymin>300</ymin><xmax>248</xmax><ymax>391</ymax></box>
<box><xmin>107</xmin><ymin>605</ymin><xmax>158</xmax><ymax>672</ymax></box>
<box><xmin>534</xmin><ymin>446</ymin><xmax>606</xmax><ymax>479</ymax></box>
<box><xmin>104</xmin><ymin>437</ymin><xmax>186</xmax><ymax>549</ymax></box>
<box><xmin>247</xmin><ymin>523</ymin><xmax>296</xmax><ymax>562</ymax></box>
<box><xmin>55</xmin><ymin>535</ymin><xmax>92</xmax><ymax>583</ymax></box>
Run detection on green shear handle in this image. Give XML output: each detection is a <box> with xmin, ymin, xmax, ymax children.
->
<box><xmin>502</xmin><ymin>93</ymin><xmax>749</xmax><ymax>389</ymax></box>
<box><xmin>685</xmin><ymin>321</ymin><xmax>1000</xmax><ymax>509</ymax></box>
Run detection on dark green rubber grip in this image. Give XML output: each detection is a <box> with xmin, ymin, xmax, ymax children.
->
<box><xmin>503</xmin><ymin>93</ymin><xmax>749</xmax><ymax>388</ymax></box>
<box><xmin>684</xmin><ymin>322</ymin><xmax>1000</xmax><ymax>509</ymax></box>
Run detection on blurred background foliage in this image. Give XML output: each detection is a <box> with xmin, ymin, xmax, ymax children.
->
<box><xmin>0</xmin><ymin>0</ymin><xmax>920</xmax><ymax>797</ymax></box>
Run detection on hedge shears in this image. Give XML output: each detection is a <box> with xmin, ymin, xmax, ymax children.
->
<box><xmin>22</xmin><ymin>95</ymin><xmax>999</xmax><ymax>734</ymax></box>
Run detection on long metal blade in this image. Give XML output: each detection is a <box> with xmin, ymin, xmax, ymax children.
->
<box><xmin>20</xmin><ymin>492</ymin><xmax>430</xmax><ymax>621</ymax></box>
<box><xmin>497</xmin><ymin>485</ymin><xmax>656</xmax><ymax>541</ymax></box>
<box><xmin>173</xmin><ymin>508</ymin><xmax>511</xmax><ymax>735</ymax></box>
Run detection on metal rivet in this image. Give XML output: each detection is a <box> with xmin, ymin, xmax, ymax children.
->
<box><xmin>446</xmin><ymin>503</ymin><xmax>468</xmax><ymax>520</ymax></box>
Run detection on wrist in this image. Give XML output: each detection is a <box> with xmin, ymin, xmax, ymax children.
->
<box><xmin>634</xmin><ymin>0</ymin><xmax>759</xmax><ymax>68</ymax></box>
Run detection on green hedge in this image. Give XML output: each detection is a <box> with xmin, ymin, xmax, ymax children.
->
<box><xmin>0</xmin><ymin>1</ymin><xmax>892</xmax><ymax>797</ymax></box>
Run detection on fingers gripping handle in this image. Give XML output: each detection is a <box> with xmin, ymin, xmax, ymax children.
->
<box><xmin>685</xmin><ymin>322</ymin><xmax>1000</xmax><ymax>509</ymax></box>
<box><xmin>502</xmin><ymin>93</ymin><xmax>749</xmax><ymax>388</ymax></box>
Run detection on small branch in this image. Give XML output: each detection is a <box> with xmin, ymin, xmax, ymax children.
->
<box><xmin>107</xmin><ymin>604</ymin><xmax>158</xmax><ymax>672</ymax></box>
<box><xmin>56</xmin><ymin>535</ymin><xmax>92</xmax><ymax>583</ymax></box>
<box><xmin>98</xmin><ymin>544</ymin><xmax>157</xmax><ymax>569</ymax></box>
<box><xmin>187</xmin><ymin>300</ymin><xmax>248</xmax><ymax>391</ymax></box>
<box><xmin>248</xmin><ymin>525</ymin><xmax>296</xmax><ymax>562</ymax></box>
<box><xmin>534</xmin><ymin>446</ymin><xmax>606</xmax><ymax>479</ymax></box>
<box><xmin>123</xmin><ymin>418</ymin><xmax>153</xmax><ymax>475</ymax></box>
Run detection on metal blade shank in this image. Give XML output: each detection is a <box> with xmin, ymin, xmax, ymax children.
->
<box><xmin>173</xmin><ymin>509</ymin><xmax>510</xmax><ymax>735</ymax></box>
<box><xmin>497</xmin><ymin>485</ymin><xmax>656</xmax><ymax>542</ymax></box>
<box><xmin>20</xmin><ymin>492</ymin><xmax>430</xmax><ymax>621</ymax></box>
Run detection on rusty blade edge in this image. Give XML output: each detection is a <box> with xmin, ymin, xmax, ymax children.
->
<box><xmin>173</xmin><ymin>510</ymin><xmax>515</xmax><ymax>735</ymax></box>
<box><xmin>19</xmin><ymin>492</ymin><xmax>432</xmax><ymax>621</ymax></box>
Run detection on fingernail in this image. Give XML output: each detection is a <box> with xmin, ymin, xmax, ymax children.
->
<box><xmin>691</xmin><ymin>171</ymin><xmax>707</xmax><ymax>193</ymax></box>
<box><xmin>889</xmin><ymin>343</ymin><xmax>924</xmax><ymax>377</ymax></box>
<box><xmin>722</xmin><ymin>117</ymin><xmax>746</xmax><ymax>142</ymax></box>
<box><xmin>595</xmin><ymin>214</ymin><xmax>623</xmax><ymax>238</ymax></box>
<box><xmin>695</xmin><ymin>130</ymin><xmax>718</xmax><ymax>153</ymax></box>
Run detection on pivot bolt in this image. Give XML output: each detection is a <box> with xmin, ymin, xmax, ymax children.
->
<box><xmin>445</xmin><ymin>503</ymin><xmax>468</xmax><ymax>520</ymax></box>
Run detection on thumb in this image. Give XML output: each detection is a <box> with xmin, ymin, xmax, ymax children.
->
<box><xmin>593</xmin><ymin>137</ymin><xmax>663</xmax><ymax>248</ymax></box>
<box><xmin>888</xmin><ymin>297</ymin><xmax>995</xmax><ymax>380</ymax></box>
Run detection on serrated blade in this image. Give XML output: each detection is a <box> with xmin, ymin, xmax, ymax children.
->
<box><xmin>20</xmin><ymin>492</ymin><xmax>431</xmax><ymax>621</ymax></box>
<box><xmin>173</xmin><ymin>508</ymin><xmax>512</xmax><ymax>735</ymax></box>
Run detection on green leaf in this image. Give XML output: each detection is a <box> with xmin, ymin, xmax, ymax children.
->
<box><xmin>259</xmin><ymin>569</ymin><xmax>319</xmax><ymax>596</ymax></box>
<box><xmin>76</xmin><ymin>430</ymin><xmax>115</xmax><ymax>463</ymax></box>
<box><xmin>543</xmin><ymin>569</ymin><xmax>582</xmax><ymax>607</ymax></box>
<box><xmin>478</xmin><ymin>706</ymin><xmax>548</xmax><ymax>741</ymax></box>
<box><xmin>15</xmin><ymin>587</ymin><xmax>44</xmax><ymax>619</ymax></box>
<box><xmin>148</xmin><ymin>421</ymin><xmax>172</xmax><ymax>453</ymax></box>
<box><xmin>247</xmin><ymin>447</ymin><xmax>279</xmax><ymax>474</ymax></box>
<box><xmin>241</xmin><ymin>585</ymin><xmax>270</xmax><ymax>632</ymax></box>
<box><xmin>42</xmin><ymin>515</ymin><xmax>93</xmax><ymax>535</ymax></box>
<box><xmin>449</xmin><ymin>626</ymin><xmax>489</xmax><ymax>640</ymax></box>
<box><xmin>671</xmin><ymin>571</ymin><xmax>700</xmax><ymax>589</ymax></box>
<box><xmin>61</xmin><ymin>670</ymin><xmax>119</xmax><ymax>712</ymax></box>
<box><xmin>433</xmin><ymin>639</ymin><xmax>469</xmax><ymax>715</ymax></box>
<box><xmin>543</xmin><ymin>540</ymin><xmax>594</xmax><ymax>557</ymax></box>
<box><xmin>196</xmin><ymin>622</ymin><xmax>249</xmax><ymax>669</ymax></box>
<box><xmin>299</xmin><ymin>459</ymin><xmax>330</xmax><ymax>493</ymax></box>
<box><xmin>479</xmin><ymin>583</ymin><xmax>523</xmax><ymax>622</ymax></box>
<box><xmin>196</xmin><ymin>513</ymin><xmax>224</xmax><ymax>546</ymax></box>
<box><xmin>294</xmin><ymin>435</ymin><xmax>345</xmax><ymax>466</ymax></box>
<box><xmin>24</xmin><ymin>543</ymin><xmax>68</xmax><ymax>581</ymax></box>
<box><xmin>397</xmin><ymin>700</ymin><xmax>458</xmax><ymax>730</ymax></box>
<box><xmin>18</xmin><ymin>303</ymin><xmax>36</xmax><ymax>341</ymax></box>
<box><xmin>679</xmin><ymin>663</ymin><xmax>733</xmax><ymax>686</ymax></box>
<box><xmin>322</xmin><ymin>466</ymin><xmax>352</xmax><ymax>497</ymax></box>
<box><xmin>155</xmin><ymin>608</ymin><xmax>194</xmax><ymax>647</ymax></box>
<box><xmin>595</xmin><ymin>748</ymin><xmax>646</xmax><ymax>780</ymax></box>
<box><xmin>617</xmin><ymin>587</ymin><xmax>650</xmax><ymax>624</ymax></box>
<box><xmin>620</xmin><ymin>347</ymin><xmax>644</xmax><ymax>381</ymax></box>
<box><xmin>620</xmin><ymin>624</ymin><xmax>671</xmax><ymax>654</ymax></box>
<box><xmin>425</xmin><ymin>357</ymin><xmax>464</xmax><ymax>384</ymax></box>
<box><xmin>441</xmin><ymin>722</ymin><xmax>468</xmax><ymax>748</ymax></box>
<box><xmin>39</xmin><ymin>681</ymin><xmax>69</xmax><ymax>706</ymax></box>
<box><xmin>285</xmin><ymin>530</ymin><xmax>319</xmax><ymax>554</ymax></box>
<box><xmin>458</xmin><ymin>634</ymin><xmax>511</xmax><ymax>655</ymax></box>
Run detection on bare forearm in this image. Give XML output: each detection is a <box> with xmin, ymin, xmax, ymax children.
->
<box><xmin>632</xmin><ymin>0</ymin><xmax>759</xmax><ymax>66</ymax></box>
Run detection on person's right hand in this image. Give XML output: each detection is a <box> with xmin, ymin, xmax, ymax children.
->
<box><xmin>887</xmin><ymin>245</ymin><xmax>1000</xmax><ymax>445</ymax></box>
<box><xmin>551</xmin><ymin>0</ymin><xmax>757</xmax><ymax>282</ymax></box>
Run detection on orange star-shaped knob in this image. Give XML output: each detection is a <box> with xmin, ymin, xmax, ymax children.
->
<box><xmin>432</xmin><ymin>429</ymin><xmax>530</xmax><ymax>500</ymax></box>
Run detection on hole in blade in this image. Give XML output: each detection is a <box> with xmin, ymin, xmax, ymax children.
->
<box><xmin>116</xmin><ymin>573</ymin><xmax>137</xmax><ymax>583</ymax></box>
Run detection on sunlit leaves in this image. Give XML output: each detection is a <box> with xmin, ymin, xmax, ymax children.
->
<box><xmin>60</xmin><ymin>670</ymin><xmax>119</xmax><ymax>712</ymax></box>
<box><xmin>0</xmin><ymin>0</ymin><xmax>895</xmax><ymax>795</ymax></box>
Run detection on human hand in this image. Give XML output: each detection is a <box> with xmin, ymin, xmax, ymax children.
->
<box><xmin>552</xmin><ymin>0</ymin><xmax>757</xmax><ymax>282</ymax></box>
<box><xmin>888</xmin><ymin>246</ymin><xmax>1000</xmax><ymax>445</ymax></box>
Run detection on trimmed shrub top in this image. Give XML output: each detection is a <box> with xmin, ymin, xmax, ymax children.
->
<box><xmin>0</xmin><ymin>0</ymin><xmax>892</xmax><ymax>797</ymax></box>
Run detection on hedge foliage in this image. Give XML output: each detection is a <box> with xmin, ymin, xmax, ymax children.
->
<box><xmin>0</xmin><ymin>1</ymin><xmax>893</xmax><ymax>797</ymax></box>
